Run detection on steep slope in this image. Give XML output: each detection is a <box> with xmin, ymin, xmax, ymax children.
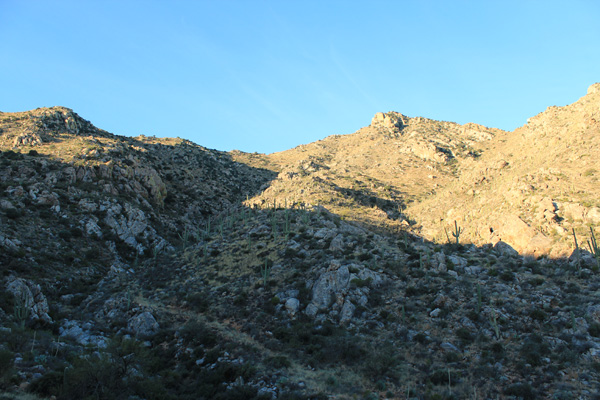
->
<box><xmin>0</xmin><ymin>106</ymin><xmax>275</xmax><ymax>298</ymax></box>
<box><xmin>408</xmin><ymin>83</ymin><xmax>600</xmax><ymax>257</ymax></box>
<box><xmin>234</xmin><ymin>112</ymin><xmax>503</xmax><ymax>232</ymax></box>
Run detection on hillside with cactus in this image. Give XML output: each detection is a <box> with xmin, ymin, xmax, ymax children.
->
<box><xmin>0</xmin><ymin>85</ymin><xmax>600</xmax><ymax>400</ymax></box>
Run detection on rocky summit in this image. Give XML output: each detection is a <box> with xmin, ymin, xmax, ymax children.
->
<box><xmin>0</xmin><ymin>85</ymin><xmax>599</xmax><ymax>400</ymax></box>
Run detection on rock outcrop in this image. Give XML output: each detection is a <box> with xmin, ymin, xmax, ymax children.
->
<box><xmin>5</xmin><ymin>276</ymin><xmax>52</xmax><ymax>324</ymax></box>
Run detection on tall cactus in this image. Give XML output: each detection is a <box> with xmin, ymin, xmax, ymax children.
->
<box><xmin>13</xmin><ymin>293</ymin><xmax>30</xmax><ymax>329</ymax></box>
<box><xmin>451</xmin><ymin>220</ymin><xmax>463</xmax><ymax>245</ymax></box>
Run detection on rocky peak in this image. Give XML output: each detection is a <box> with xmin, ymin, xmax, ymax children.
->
<box><xmin>370</xmin><ymin>111</ymin><xmax>407</xmax><ymax>133</ymax></box>
<box><xmin>0</xmin><ymin>106</ymin><xmax>105</xmax><ymax>148</ymax></box>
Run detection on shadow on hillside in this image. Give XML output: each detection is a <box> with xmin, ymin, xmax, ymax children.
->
<box><xmin>1</xmin><ymin>139</ymin><xmax>590</xmax><ymax>283</ymax></box>
<box><xmin>330</xmin><ymin>184</ymin><xmax>407</xmax><ymax>220</ymax></box>
<box><xmin>112</xmin><ymin>136</ymin><xmax>279</xmax><ymax>216</ymax></box>
<box><xmin>0</xmin><ymin>138</ymin><xmax>279</xmax><ymax>272</ymax></box>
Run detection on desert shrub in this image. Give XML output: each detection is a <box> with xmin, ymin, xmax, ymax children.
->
<box><xmin>504</xmin><ymin>382</ymin><xmax>536</xmax><ymax>399</ymax></box>
<box><xmin>553</xmin><ymin>343</ymin><xmax>578</xmax><ymax>365</ymax></box>
<box><xmin>84</xmin><ymin>247</ymin><xmax>101</xmax><ymax>260</ymax></box>
<box><xmin>186</xmin><ymin>292</ymin><xmax>210</xmax><ymax>312</ymax></box>
<box><xmin>589</xmin><ymin>323</ymin><xmax>600</xmax><ymax>337</ymax></box>
<box><xmin>212</xmin><ymin>385</ymin><xmax>266</xmax><ymax>400</ymax></box>
<box><xmin>500</xmin><ymin>271</ymin><xmax>514</xmax><ymax>282</ymax></box>
<box><xmin>527</xmin><ymin>277</ymin><xmax>545</xmax><ymax>286</ymax></box>
<box><xmin>444</xmin><ymin>351</ymin><xmax>461</xmax><ymax>363</ymax></box>
<box><xmin>414</xmin><ymin>332</ymin><xmax>428</xmax><ymax>344</ymax></box>
<box><xmin>62</xmin><ymin>354</ymin><xmax>126</xmax><ymax>399</ymax></box>
<box><xmin>5</xmin><ymin>208</ymin><xmax>21</xmax><ymax>219</ymax></box>
<box><xmin>58</xmin><ymin>229</ymin><xmax>73</xmax><ymax>240</ymax></box>
<box><xmin>233</xmin><ymin>291</ymin><xmax>248</xmax><ymax>306</ymax></box>
<box><xmin>273</xmin><ymin>320</ymin><xmax>313</xmax><ymax>348</ymax></box>
<box><xmin>0</xmin><ymin>349</ymin><xmax>15</xmax><ymax>388</ymax></box>
<box><xmin>179</xmin><ymin>318</ymin><xmax>217</xmax><ymax>347</ymax></box>
<box><xmin>405</xmin><ymin>286</ymin><xmax>422</xmax><ymax>297</ymax></box>
<box><xmin>455</xmin><ymin>327</ymin><xmax>474</xmax><ymax>344</ymax></box>
<box><xmin>428</xmin><ymin>368</ymin><xmax>459</xmax><ymax>386</ymax></box>
<box><xmin>363</xmin><ymin>342</ymin><xmax>401</xmax><ymax>381</ymax></box>
<box><xmin>350</xmin><ymin>277</ymin><xmax>372</xmax><ymax>288</ymax></box>
<box><xmin>28</xmin><ymin>370</ymin><xmax>64</xmax><ymax>397</ymax></box>
<box><xmin>189</xmin><ymin>362</ymin><xmax>257</xmax><ymax>399</ymax></box>
<box><xmin>489</xmin><ymin>342</ymin><xmax>505</xmax><ymax>359</ymax></box>
<box><xmin>5</xmin><ymin>327</ymin><xmax>31</xmax><ymax>352</ymax></box>
<box><xmin>266</xmin><ymin>355</ymin><xmax>291</xmax><ymax>369</ymax></box>
<box><xmin>279</xmin><ymin>393</ymin><xmax>325</xmax><ymax>400</ymax></box>
<box><xmin>565</xmin><ymin>282</ymin><xmax>581</xmax><ymax>293</ymax></box>
<box><xmin>316</xmin><ymin>335</ymin><xmax>366</xmax><ymax>366</ymax></box>
<box><xmin>530</xmin><ymin>309</ymin><xmax>547</xmax><ymax>322</ymax></box>
<box><xmin>520</xmin><ymin>334</ymin><xmax>550</xmax><ymax>366</ymax></box>
<box><xmin>55</xmin><ymin>337</ymin><xmax>170</xmax><ymax>400</ymax></box>
<box><xmin>0</xmin><ymin>290</ymin><xmax>14</xmax><ymax>314</ymax></box>
<box><xmin>2</xmin><ymin>150</ymin><xmax>22</xmax><ymax>160</ymax></box>
<box><xmin>466</xmin><ymin>310</ymin><xmax>480</xmax><ymax>322</ymax></box>
<box><xmin>130</xmin><ymin>377</ymin><xmax>175</xmax><ymax>400</ymax></box>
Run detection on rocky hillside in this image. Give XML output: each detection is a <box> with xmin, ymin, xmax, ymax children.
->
<box><xmin>235</xmin><ymin>110</ymin><xmax>504</xmax><ymax>233</ymax></box>
<box><xmin>0</xmin><ymin>86</ymin><xmax>599</xmax><ymax>400</ymax></box>
<box><xmin>237</xmin><ymin>83</ymin><xmax>600</xmax><ymax>259</ymax></box>
<box><xmin>408</xmin><ymin>83</ymin><xmax>600</xmax><ymax>258</ymax></box>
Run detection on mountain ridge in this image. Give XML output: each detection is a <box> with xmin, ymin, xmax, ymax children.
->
<box><xmin>1</xmin><ymin>84</ymin><xmax>599</xmax><ymax>399</ymax></box>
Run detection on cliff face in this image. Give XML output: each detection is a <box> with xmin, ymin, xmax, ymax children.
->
<box><xmin>0</xmin><ymin>86</ymin><xmax>599</xmax><ymax>399</ymax></box>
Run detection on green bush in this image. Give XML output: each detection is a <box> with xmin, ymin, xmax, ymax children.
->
<box><xmin>350</xmin><ymin>277</ymin><xmax>372</xmax><ymax>288</ymax></box>
<box><xmin>504</xmin><ymin>382</ymin><xmax>536</xmax><ymax>399</ymax></box>
<box><xmin>62</xmin><ymin>354</ymin><xmax>126</xmax><ymax>399</ymax></box>
<box><xmin>179</xmin><ymin>318</ymin><xmax>218</xmax><ymax>347</ymax></box>
<box><xmin>589</xmin><ymin>322</ymin><xmax>600</xmax><ymax>337</ymax></box>
<box><xmin>428</xmin><ymin>368</ymin><xmax>458</xmax><ymax>386</ymax></box>
<box><xmin>5</xmin><ymin>208</ymin><xmax>21</xmax><ymax>219</ymax></box>
<box><xmin>363</xmin><ymin>343</ymin><xmax>401</xmax><ymax>381</ymax></box>
<box><xmin>520</xmin><ymin>334</ymin><xmax>550</xmax><ymax>367</ymax></box>
<box><xmin>500</xmin><ymin>271</ymin><xmax>515</xmax><ymax>282</ymax></box>
<box><xmin>2</xmin><ymin>150</ymin><xmax>22</xmax><ymax>160</ymax></box>
<box><xmin>455</xmin><ymin>327</ymin><xmax>474</xmax><ymax>343</ymax></box>
<box><xmin>530</xmin><ymin>309</ymin><xmax>547</xmax><ymax>322</ymax></box>
<box><xmin>28</xmin><ymin>370</ymin><xmax>64</xmax><ymax>397</ymax></box>
<box><xmin>186</xmin><ymin>292</ymin><xmax>210</xmax><ymax>312</ymax></box>
<box><xmin>0</xmin><ymin>349</ymin><xmax>15</xmax><ymax>389</ymax></box>
<box><xmin>266</xmin><ymin>355</ymin><xmax>291</xmax><ymax>369</ymax></box>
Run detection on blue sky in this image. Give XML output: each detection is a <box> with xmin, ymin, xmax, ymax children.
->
<box><xmin>1</xmin><ymin>1</ymin><xmax>599</xmax><ymax>154</ymax></box>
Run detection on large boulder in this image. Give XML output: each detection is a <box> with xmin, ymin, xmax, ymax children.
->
<box><xmin>5</xmin><ymin>276</ymin><xmax>52</xmax><ymax>324</ymax></box>
<box><xmin>309</xmin><ymin>265</ymin><xmax>350</xmax><ymax>311</ymax></box>
<box><xmin>59</xmin><ymin>320</ymin><xmax>107</xmax><ymax>348</ymax></box>
<box><xmin>285</xmin><ymin>298</ymin><xmax>300</xmax><ymax>319</ymax></box>
<box><xmin>489</xmin><ymin>214</ymin><xmax>553</xmax><ymax>256</ymax></box>
<box><xmin>128</xmin><ymin>311</ymin><xmax>159</xmax><ymax>338</ymax></box>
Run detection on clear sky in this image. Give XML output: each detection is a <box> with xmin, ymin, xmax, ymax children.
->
<box><xmin>1</xmin><ymin>1</ymin><xmax>599</xmax><ymax>154</ymax></box>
